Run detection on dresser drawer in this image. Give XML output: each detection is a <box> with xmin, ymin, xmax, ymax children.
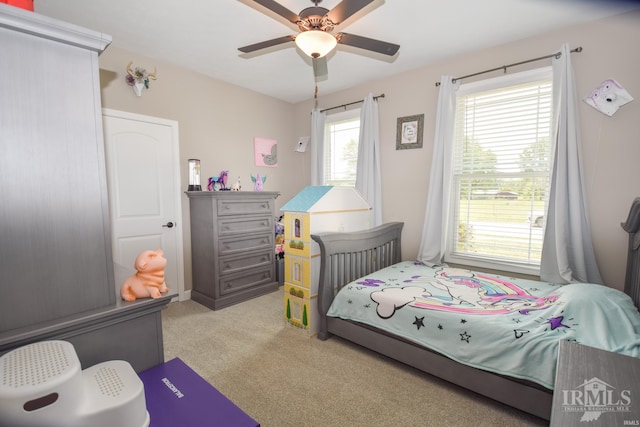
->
<box><xmin>219</xmin><ymin>266</ymin><xmax>275</xmax><ymax>296</ymax></box>
<box><xmin>219</xmin><ymin>250</ymin><xmax>274</xmax><ymax>275</ymax></box>
<box><xmin>218</xmin><ymin>215</ymin><xmax>273</xmax><ymax>236</ymax></box>
<box><xmin>218</xmin><ymin>233</ymin><xmax>272</xmax><ymax>255</ymax></box>
<box><xmin>217</xmin><ymin>198</ymin><xmax>273</xmax><ymax>216</ymax></box>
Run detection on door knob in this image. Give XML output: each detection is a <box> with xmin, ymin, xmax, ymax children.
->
<box><xmin>162</xmin><ymin>221</ymin><xmax>174</xmax><ymax>228</ymax></box>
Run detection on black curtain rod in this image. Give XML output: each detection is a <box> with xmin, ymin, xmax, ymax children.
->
<box><xmin>320</xmin><ymin>93</ymin><xmax>385</xmax><ymax>113</ymax></box>
<box><xmin>435</xmin><ymin>46</ymin><xmax>583</xmax><ymax>87</ymax></box>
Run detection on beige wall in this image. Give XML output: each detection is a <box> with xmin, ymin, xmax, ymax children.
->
<box><xmin>293</xmin><ymin>10</ymin><xmax>640</xmax><ymax>291</ymax></box>
<box><xmin>98</xmin><ymin>48</ymin><xmax>303</xmax><ymax>291</ymax></box>
<box><xmin>99</xmin><ymin>9</ymin><xmax>639</xmax><ymax>292</ymax></box>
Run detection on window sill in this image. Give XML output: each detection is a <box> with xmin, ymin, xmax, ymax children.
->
<box><xmin>444</xmin><ymin>253</ymin><xmax>541</xmax><ymax>278</ymax></box>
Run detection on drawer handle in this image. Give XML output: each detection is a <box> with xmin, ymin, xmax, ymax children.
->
<box><xmin>225</xmin><ymin>264</ymin><xmax>231</xmax><ymax>269</ymax></box>
<box><xmin>226</xmin><ymin>282</ymin><xmax>232</xmax><ymax>288</ymax></box>
<box><xmin>225</xmin><ymin>245</ymin><xmax>231</xmax><ymax>250</ymax></box>
<box><xmin>262</xmin><ymin>204</ymin><xmax>267</xmax><ymax>208</ymax></box>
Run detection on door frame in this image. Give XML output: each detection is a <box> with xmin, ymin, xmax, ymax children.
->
<box><xmin>102</xmin><ymin>108</ymin><xmax>186</xmax><ymax>301</ymax></box>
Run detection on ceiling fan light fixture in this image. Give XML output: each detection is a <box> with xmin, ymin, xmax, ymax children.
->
<box><xmin>295</xmin><ymin>30</ymin><xmax>337</xmax><ymax>58</ymax></box>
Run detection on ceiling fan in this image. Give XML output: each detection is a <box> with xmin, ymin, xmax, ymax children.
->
<box><xmin>238</xmin><ymin>0</ymin><xmax>400</xmax><ymax>80</ymax></box>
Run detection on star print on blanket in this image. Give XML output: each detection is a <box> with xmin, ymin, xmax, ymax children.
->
<box><xmin>326</xmin><ymin>261</ymin><xmax>640</xmax><ymax>389</ymax></box>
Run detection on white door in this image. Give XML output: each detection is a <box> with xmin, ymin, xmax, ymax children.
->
<box><xmin>102</xmin><ymin>109</ymin><xmax>185</xmax><ymax>301</ymax></box>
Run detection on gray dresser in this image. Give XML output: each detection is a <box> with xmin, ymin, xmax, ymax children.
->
<box><xmin>187</xmin><ymin>191</ymin><xmax>280</xmax><ymax>309</ymax></box>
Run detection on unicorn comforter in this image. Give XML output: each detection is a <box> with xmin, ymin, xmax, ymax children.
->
<box><xmin>326</xmin><ymin>261</ymin><xmax>640</xmax><ymax>389</ymax></box>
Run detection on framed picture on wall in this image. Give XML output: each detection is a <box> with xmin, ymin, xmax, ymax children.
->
<box><xmin>254</xmin><ymin>137</ymin><xmax>278</xmax><ymax>167</ymax></box>
<box><xmin>396</xmin><ymin>114</ymin><xmax>424</xmax><ymax>150</ymax></box>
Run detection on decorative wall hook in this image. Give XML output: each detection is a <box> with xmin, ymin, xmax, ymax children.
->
<box><xmin>125</xmin><ymin>61</ymin><xmax>157</xmax><ymax>96</ymax></box>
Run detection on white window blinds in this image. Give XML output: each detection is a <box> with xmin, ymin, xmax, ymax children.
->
<box><xmin>323</xmin><ymin>110</ymin><xmax>360</xmax><ymax>187</ymax></box>
<box><xmin>448</xmin><ymin>70</ymin><xmax>553</xmax><ymax>272</ymax></box>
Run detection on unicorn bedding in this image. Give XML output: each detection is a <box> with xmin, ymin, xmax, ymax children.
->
<box><xmin>326</xmin><ymin>261</ymin><xmax>640</xmax><ymax>389</ymax></box>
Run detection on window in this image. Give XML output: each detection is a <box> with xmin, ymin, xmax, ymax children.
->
<box><xmin>323</xmin><ymin>109</ymin><xmax>360</xmax><ymax>186</ymax></box>
<box><xmin>446</xmin><ymin>68</ymin><xmax>553</xmax><ymax>274</ymax></box>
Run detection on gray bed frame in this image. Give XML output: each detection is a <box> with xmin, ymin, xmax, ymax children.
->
<box><xmin>311</xmin><ymin>201</ymin><xmax>640</xmax><ymax>421</ymax></box>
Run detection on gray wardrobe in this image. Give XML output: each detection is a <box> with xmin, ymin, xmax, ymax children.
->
<box><xmin>0</xmin><ymin>5</ymin><xmax>172</xmax><ymax>371</ymax></box>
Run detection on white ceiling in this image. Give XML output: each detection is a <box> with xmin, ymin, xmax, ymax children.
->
<box><xmin>33</xmin><ymin>0</ymin><xmax>638</xmax><ymax>104</ymax></box>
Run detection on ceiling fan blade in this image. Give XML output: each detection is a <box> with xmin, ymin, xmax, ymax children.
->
<box><xmin>336</xmin><ymin>32</ymin><xmax>399</xmax><ymax>56</ymax></box>
<box><xmin>238</xmin><ymin>35</ymin><xmax>295</xmax><ymax>53</ymax></box>
<box><xmin>253</xmin><ymin>0</ymin><xmax>300</xmax><ymax>24</ymax></box>
<box><xmin>313</xmin><ymin>56</ymin><xmax>328</xmax><ymax>80</ymax></box>
<box><xmin>326</xmin><ymin>0</ymin><xmax>374</xmax><ymax>25</ymax></box>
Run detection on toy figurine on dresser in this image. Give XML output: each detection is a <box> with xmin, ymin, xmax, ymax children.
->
<box><xmin>208</xmin><ymin>170</ymin><xmax>231</xmax><ymax>191</ymax></box>
<box><xmin>251</xmin><ymin>173</ymin><xmax>266</xmax><ymax>191</ymax></box>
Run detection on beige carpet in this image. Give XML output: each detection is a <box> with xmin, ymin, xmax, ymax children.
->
<box><xmin>162</xmin><ymin>288</ymin><xmax>547</xmax><ymax>427</ymax></box>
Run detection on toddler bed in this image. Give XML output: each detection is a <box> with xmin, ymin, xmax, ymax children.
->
<box><xmin>311</xmin><ymin>200</ymin><xmax>640</xmax><ymax>420</ymax></box>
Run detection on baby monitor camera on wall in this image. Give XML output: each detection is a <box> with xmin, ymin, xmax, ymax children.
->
<box><xmin>295</xmin><ymin>137</ymin><xmax>309</xmax><ymax>153</ymax></box>
<box><xmin>584</xmin><ymin>79</ymin><xmax>633</xmax><ymax>117</ymax></box>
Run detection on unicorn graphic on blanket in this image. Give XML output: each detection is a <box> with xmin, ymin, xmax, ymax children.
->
<box><xmin>371</xmin><ymin>267</ymin><xmax>558</xmax><ymax>318</ymax></box>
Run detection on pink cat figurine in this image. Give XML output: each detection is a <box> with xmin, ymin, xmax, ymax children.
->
<box><xmin>120</xmin><ymin>248</ymin><xmax>169</xmax><ymax>301</ymax></box>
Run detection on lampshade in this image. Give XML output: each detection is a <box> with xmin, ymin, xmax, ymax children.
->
<box><xmin>295</xmin><ymin>30</ymin><xmax>337</xmax><ymax>58</ymax></box>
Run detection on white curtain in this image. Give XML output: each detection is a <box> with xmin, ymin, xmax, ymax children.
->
<box><xmin>310</xmin><ymin>108</ymin><xmax>326</xmax><ymax>186</ymax></box>
<box><xmin>417</xmin><ymin>77</ymin><xmax>459</xmax><ymax>265</ymax></box>
<box><xmin>540</xmin><ymin>44</ymin><xmax>603</xmax><ymax>284</ymax></box>
<box><xmin>356</xmin><ymin>93</ymin><xmax>383</xmax><ymax>226</ymax></box>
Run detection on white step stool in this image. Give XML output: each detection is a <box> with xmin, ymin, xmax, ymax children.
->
<box><xmin>0</xmin><ymin>340</ymin><xmax>149</xmax><ymax>427</ymax></box>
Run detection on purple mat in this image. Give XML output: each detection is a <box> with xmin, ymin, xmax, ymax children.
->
<box><xmin>138</xmin><ymin>358</ymin><xmax>259</xmax><ymax>427</ymax></box>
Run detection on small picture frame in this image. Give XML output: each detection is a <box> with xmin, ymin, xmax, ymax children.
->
<box><xmin>396</xmin><ymin>114</ymin><xmax>424</xmax><ymax>150</ymax></box>
<box><xmin>254</xmin><ymin>137</ymin><xmax>278</xmax><ymax>167</ymax></box>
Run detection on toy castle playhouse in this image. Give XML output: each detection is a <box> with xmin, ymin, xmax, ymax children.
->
<box><xmin>280</xmin><ymin>186</ymin><xmax>371</xmax><ymax>336</ymax></box>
